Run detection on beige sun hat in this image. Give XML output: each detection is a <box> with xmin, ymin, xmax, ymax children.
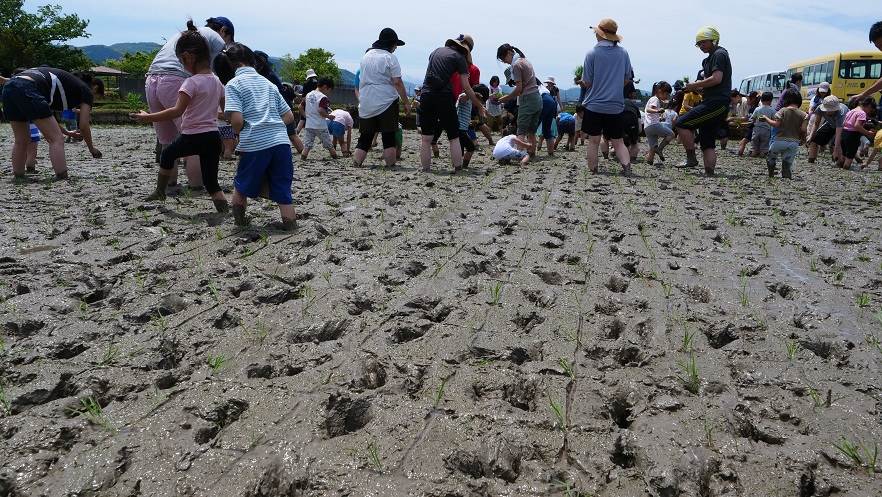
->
<box><xmin>445</xmin><ymin>34</ymin><xmax>474</xmax><ymax>64</ymax></box>
<box><xmin>592</xmin><ymin>18</ymin><xmax>623</xmax><ymax>42</ymax></box>
<box><xmin>820</xmin><ymin>95</ymin><xmax>841</xmax><ymax>112</ymax></box>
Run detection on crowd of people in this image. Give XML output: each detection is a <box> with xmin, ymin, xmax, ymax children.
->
<box><xmin>3</xmin><ymin>17</ymin><xmax>882</xmax><ymax>229</ymax></box>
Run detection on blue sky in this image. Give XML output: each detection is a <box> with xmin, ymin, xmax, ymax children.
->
<box><xmin>54</xmin><ymin>0</ymin><xmax>880</xmax><ymax>90</ymax></box>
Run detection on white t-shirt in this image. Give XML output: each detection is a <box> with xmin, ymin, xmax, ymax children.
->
<box><xmin>358</xmin><ymin>48</ymin><xmax>403</xmax><ymax>119</ymax></box>
<box><xmin>493</xmin><ymin>135</ymin><xmax>527</xmax><ymax>161</ymax></box>
<box><xmin>304</xmin><ymin>89</ymin><xmax>331</xmax><ymax>129</ymax></box>
<box><xmin>644</xmin><ymin>96</ymin><xmax>664</xmax><ymax>127</ymax></box>
<box><xmin>148</xmin><ymin>27</ymin><xmax>226</xmax><ymax>78</ymax></box>
<box><xmin>664</xmin><ymin>109</ymin><xmax>678</xmax><ymax>125</ymax></box>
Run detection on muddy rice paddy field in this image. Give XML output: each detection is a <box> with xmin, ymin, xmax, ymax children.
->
<box><xmin>2</xmin><ymin>124</ymin><xmax>882</xmax><ymax>496</ymax></box>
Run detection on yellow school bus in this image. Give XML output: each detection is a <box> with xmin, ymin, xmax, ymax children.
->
<box><xmin>787</xmin><ymin>52</ymin><xmax>882</xmax><ymax>110</ymax></box>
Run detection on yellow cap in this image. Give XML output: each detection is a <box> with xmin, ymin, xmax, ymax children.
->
<box><xmin>695</xmin><ymin>26</ymin><xmax>720</xmax><ymax>45</ymax></box>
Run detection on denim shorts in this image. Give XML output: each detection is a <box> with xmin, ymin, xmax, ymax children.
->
<box><xmin>1</xmin><ymin>78</ymin><xmax>53</xmax><ymax>122</ymax></box>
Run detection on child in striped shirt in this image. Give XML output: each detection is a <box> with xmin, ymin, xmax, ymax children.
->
<box><xmin>214</xmin><ymin>43</ymin><xmax>298</xmax><ymax>230</ymax></box>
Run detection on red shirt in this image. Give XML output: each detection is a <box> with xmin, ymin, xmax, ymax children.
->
<box><xmin>450</xmin><ymin>64</ymin><xmax>480</xmax><ymax>101</ymax></box>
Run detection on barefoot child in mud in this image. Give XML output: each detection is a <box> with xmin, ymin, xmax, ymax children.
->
<box><xmin>132</xmin><ymin>21</ymin><xmax>228</xmax><ymax>212</ymax></box>
<box><xmin>214</xmin><ymin>43</ymin><xmax>298</xmax><ymax>230</ymax></box>
<box><xmin>492</xmin><ymin>133</ymin><xmax>531</xmax><ymax>165</ymax></box>
<box><xmin>760</xmin><ymin>90</ymin><xmax>807</xmax><ymax>179</ymax></box>
<box><xmin>301</xmin><ymin>78</ymin><xmax>339</xmax><ymax>161</ymax></box>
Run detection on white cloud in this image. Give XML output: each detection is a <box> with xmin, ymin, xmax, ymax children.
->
<box><xmin>58</xmin><ymin>0</ymin><xmax>880</xmax><ymax>89</ymax></box>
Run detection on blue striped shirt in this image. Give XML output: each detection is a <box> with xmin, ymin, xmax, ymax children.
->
<box><xmin>457</xmin><ymin>99</ymin><xmax>472</xmax><ymax>131</ymax></box>
<box><xmin>224</xmin><ymin>67</ymin><xmax>292</xmax><ymax>153</ymax></box>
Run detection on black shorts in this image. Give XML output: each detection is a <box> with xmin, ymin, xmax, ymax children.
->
<box><xmin>582</xmin><ymin>109</ymin><xmax>624</xmax><ymax>140</ymax></box>
<box><xmin>622</xmin><ymin>111</ymin><xmax>640</xmax><ymax>146</ymax></box>
<box><xmin>744</xmin><ymin>123</ymin><xmax>754</xmax><ymax>141</ymax></box>
<box><xmin>675</xmin><ymin>98</ymin><xmax>729</xmax><ymax>150</ymax></box>
<box><xmin>420</xmin><ymin>91</ymin><xmax>458</xmax><ymax>140</ymax></box>
<box><xmin>559</xmin><ymin>120</ymin><xmax>576</xmax><ymax>136</ymax></box>
<box><xmin>1</xmin><ymin>77</ymin><xmax>54</xmax><ymax>122</ymax></box>
<box><xmin>811</xmin><ymin>122</ymin><xmax>836</xmax><ymax>147</ymax></box>
<box><xmin>840</xmin><ymin>130</ymin><xmax>862</xmax><ymax>159</ymax></box>
<box><xmin>357</xmin><ymin>100</ymin><xmax>399</xmax><ymax>151</ymax></box>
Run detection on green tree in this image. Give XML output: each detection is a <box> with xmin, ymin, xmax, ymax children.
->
<box><xmin>279</xmin><ymin>48</ymin><xmax>341</xmax><ymax>84</ymax></box>
<box><xmin>0</xmin><ymin>1</ymin><xmax>91</xmax><ymax>74</ymax></box>
<box><xmin>574</xmin><ymin>65</ymin><xmax>583</xmax><ymax>81</ymax></box>
<box><xmin>105</xmin><ymin>49</ymin><xmax>159</xmax><ymax>76</ymax></box>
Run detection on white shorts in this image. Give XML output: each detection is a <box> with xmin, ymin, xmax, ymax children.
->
<box><xmin>303</xmin><ymin>128</ymin><xmax>333</xmax><ymax>150</ymax></box>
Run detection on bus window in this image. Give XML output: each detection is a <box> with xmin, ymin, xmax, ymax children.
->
<box><xmin>739</xmin><ymin>80</ymin><xmax>749</xmax><ymax>95</ymax></box>
<box><xmin>839</xmin><ymin>60</ymin><xmax>881</xmax><ymax>79</ymax></box>
<box><xmin>772</xmin><ymin>73</ymin><xmax>785</xmax><ymax>90</ymax></box>
<box><xmin>824</xmin><ymin>61</ymin><xmax>834</xmax><ymax>83</ymax></box>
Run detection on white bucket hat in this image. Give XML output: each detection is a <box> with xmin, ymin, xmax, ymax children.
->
<box><xmin>820</xmin><ymin>95</ymin><xmax>840</xmax><ymax>112</ymax></box>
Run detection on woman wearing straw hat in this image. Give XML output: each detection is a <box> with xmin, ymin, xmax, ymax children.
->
<box><xmin>578</xmin><ymin>18</ymin><xmax>634</xmax><ymax>176</ymax></box>
<box><xmin>353</xmin><ymin>28</ymin><xmax>411</xmax><ymax>168</ymax></box>
<box><xmin>496</xmin><ymin>43</ymin><xmax>542</xmax><ymax>163</ymax></box>
<box><xmin>418</xmin><ymin>34</ymin><xmax>488</xmax><ymax>173</ymax></box>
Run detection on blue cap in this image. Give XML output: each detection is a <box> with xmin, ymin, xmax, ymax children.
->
<box><xmin>206</xmin><ymin>17</ymin><xmax>234</xmax><ymax>37</ymax></box>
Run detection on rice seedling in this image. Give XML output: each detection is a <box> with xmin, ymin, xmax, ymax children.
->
<box><xmin>100</xmin><ymin>342</ymin><xmax>120</xmax><ymax>367</ymax></box>
<box><xmin>857</xmin><ymin>293</ymin><xmax>871</xmax><ymax>309</ymax></box>
<box><xmin>547</xmin><ymin>393</ymin><xmax>566</xmax><ymax>431</ymax></box>
<box><xmin>207</xmin><ymin>354</ymin><xmax>227</xmax><ymax>374</ymax></box>
<box><xmin>833</xmin><ymin>437</ymin><xmax>878</xmax><ymax>475</ymax></box>
<box><xmin>215</xmin><ymin>229</ymin><xmax>223</xmax><ymax>241</ymax></box>
<box><xmin>69</xmin><ymin>397</ymin><xmax>114</xmax><ymax>432</ymax></box>
<box><xmin>246</xmin><ymin>320</ymin><xmax>270</xmax><ymax>346</ymax></box>
<box><xmin>785</xmin><ymin>339</ymin><xmax>800</xmax><ymax>362</ymax></box>
<box><xmin>487</xmin><ymin>281</ymin><xmax>504</xmax><ymax>306</ymax></box>
<box><xmin>865</xmin><ymin>334</ymin><xmax>882</xmax><ymax>354</ymax></box>
<box><xmin>680</xmin><ymin>325</ymin><xmax>695</xmax><ymax>353</ymax></box>
<box><xmin>858</xmin><ymin>255</ymin><xmax>871</xmax><ymax>263</ymax></box>
<box><xmin>738</xmin><ymin>274</ymin><xmax>749</xmax><ymax>307</ymax></box>
<box><xmin>151</xmin><ymin>310</ymin><xmax>168</xmax><ymax>333</ymax></box>
<box><xmin>432</xmin><ymin>377</ymin><xmax>449</xmax><ymax>409</ymax></box>
<box><xmin>366</xmin><ymin>441</ymin><xmax>383</xmax><ymax>471</ymax></box>
<box><xmin>702</xmin><ymin>416</ymin><xmax>716</xmax><ymax>449</ymax></box>
<box><xmin>558</xmin><ymin>358</ymin><xmax>576</xmax><ymax>380</ymax></box>
<box><xmin>321</xmin><ymin>270</ymin><xmax>332</xmax><ymax>287</ymax></box>
<box><xmin>760</xmin><ymin>240</ymin><xmax>769</xmax><ymax>258</ymax></box>
<box><xmin>207</xmin><ymin>281</ymin><xmax>220</xmax><ymax>302</ymax></box>
<box><xmin>661</xmin><ymin>279</ymin><xmax>673</xmax><ymax>299</ymax></box>
<box><xmin>810</xmin><ymin>257</ymin><xmax>819</xmax><ymax>272</ymax></box>
<box><xmin>677</xmin><ymin>353</ymin><xmax>700</xmax><ymax>395</ymax></box>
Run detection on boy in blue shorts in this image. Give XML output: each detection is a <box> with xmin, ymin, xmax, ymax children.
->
<box><xmin>215</xmin><ymin>43</ymin><xmax>298</xmax><ymax>230</ymax></box>
<box><xmin>554</xmin><ymin>111</ymin><xmax>577</xmax><ymax>151</ymax></box>
<box><xmin>327</xmin><ymin>108</ymin><xmax>353</xmax><ymax>157</ymax></box>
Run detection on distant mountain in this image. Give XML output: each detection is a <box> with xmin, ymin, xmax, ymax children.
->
<box><xmin>80</xmin><ymin>42</ymin><xmax>162</xmax><ymax>64</ymax></box>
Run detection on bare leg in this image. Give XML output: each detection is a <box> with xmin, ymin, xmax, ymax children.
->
<box><xmin>382</xmin><ymin>147</ymin><xmax>396</xmax><ymax>167</ymax></box>
<box><xmin>479</xmin><ymin>124</ymin><xmax>494</xmax><ymax>145</ymax></box>
<box><xmin>420</xmin><ymin>135</ymin><xmax>433</xmax><ymax>171</ymax></box>
<box><xmin>611</xmin><ymin>138</ymin><xmax>631</xmax><ymax>174</ymax></box>
<box><xmin>702</xmin><ymin>148</ymin><xmax>717</xmax><ymax>174</ymax></box>
<box><xmin>353</xmin><ymin>148</ymin><xmax>368</xmax><ymax>166</ymax></box>
<box><xmin>278</xmin><ymin>203</ymin><xmax>296</xmax><ymax>223</ymax></box>
<box><xmin>32</xmin><ymin>117</ymin><xmax>67</xmax><ymax>177</ymax></box>
<box><xmin>587</xmin><ymin>135</ymin><xmax>601</xmax><ymax>172</ymax></box>
<box><xmin>26</xmin><ymin>141</ymin><xmax>38</xmax><ymax>171</ymax></box>
<box><xmin>449</xmin><ymin>137</ymin><xmax>464</xmax><ymax>171</ymax></box>
<box><xmin>185</xmin><ymin>156</ymin><xmax>203</xmax><ymax>188</ymax></box>
<box><xmin>10</xmin><ymin>121</ymin><xmax>30</xmax><ymax>177</ymax></box>
<box><xmin>677</xmin><ymin>128</ymin><xmax>699</xmax><ymax>167</ymax></box>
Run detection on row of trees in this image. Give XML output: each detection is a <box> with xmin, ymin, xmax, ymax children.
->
<box><xmin>0</xmin><ymin>0</ymin><xmax>91</xmax><ymax>74</ymax></box>
<box><xmin>1</xmin><ymin>1</ymin><xmax>345</xmax><ymax>85</ymax></box>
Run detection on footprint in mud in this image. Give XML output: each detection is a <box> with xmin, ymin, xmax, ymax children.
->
<box><xmin>287</xmin><ymin>319</ymin><xmax>350</xmax><ymax>344</ymax></box>
<box><xmin>511</xmin><ymin>311</ymin><xmax>545</xmax><ymax>332</ymax></box>
<box><xmin>532</xmin><ymin>270</ymin><xmax>565</xmax><ymax>286</ymax></box>
<box><xmin>605</xmin><ymin>275</ymin><xmax>630</xmax><ymax>293</ymax></box>
<box><xmin>350</xmin><ymin>355</ymin><xmax>387</xmax><ymax>391</ymax></box>
<box><xmin>503</xmin><ymin>377</ymin><xmax>538</xmax><ymax>411</ymax></box>
<box><xmin>323</xmin><ymin>393</ymin><xmax>372</xmax><ymax>438</ymax></box>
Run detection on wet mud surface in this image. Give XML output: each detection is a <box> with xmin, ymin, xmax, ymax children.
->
<box><xmin>1</xmin><ymin>124</ymin><xmax>882</xmax><ymax>496</ymax></box>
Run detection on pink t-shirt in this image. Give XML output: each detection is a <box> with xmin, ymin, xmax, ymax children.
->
<box><xmin>179</xmin><ymin>73</ymin><xmax>224</xmax><ymax>135</ymax></box>
<box><xmin>330</xmin><ymin>109</ymin><xmax>353</xmax><ymax>128</ymax></box>
<box><xmin>843</xmin><ymin>108</ymin><xmax>866</xmax><ymax>132</ymax></box>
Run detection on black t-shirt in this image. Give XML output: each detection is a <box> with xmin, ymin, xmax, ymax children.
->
<box><xmin>421</xmin><ymin>47</ymin><xmax>468</xmax><ymax>95</ymax></box>
<box><xmin>701</xmin><ymin>47</ymin><xmax>732</xmax><ymax>101</ymax></box>
<box><xmin>21</xmin><ymin>67</ymin><xmax>94</xmax><ymax>109</ymax></box>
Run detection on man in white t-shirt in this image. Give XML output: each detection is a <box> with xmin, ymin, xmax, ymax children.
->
<box><xmin>354</xmin><ymin>28</ymin><xmax>411</xmax><ymax>168</ymax></box>
<box><xmin>302</xmin><ymin>78</ymin><xmax>338</xmax><ymax>160</ymax></box>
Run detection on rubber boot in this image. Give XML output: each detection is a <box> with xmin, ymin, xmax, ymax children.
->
<box><xmin>782</xmin><ymin>160</ymin><xmax>792</xmax><ymax>179</ymax></box>
<box><xmin>145</xmin><ymin>172</ymin><xmax>171</xmax><ymax>201</ymax></box>
<box><xmin>232</xmin><ymin>204</ymin><xmax>247</xmax><ymax>226</ymax></box>
<box><xmin>767</xmin><ymin>158</ymin><xmax>776</xmax><ymax>178</ymax></box>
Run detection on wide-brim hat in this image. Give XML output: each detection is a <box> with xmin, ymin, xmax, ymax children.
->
<box><xmin>305</xmin><ymin>69</ymin><xmax>317</xmax><ymax>79</ymax></box>
<box><xmin>818</xmin><ymin>82</ymin><xmax>831</xmax><ymax>93</ymax></box>
<box><xmin>592</xmin><ymin>18</ymin><xmax>622</xmax><ymax>42</ymax></box>
<box><xmin>544</xmin><ymin>77</ymin><xmax>556</xmax><ymax>85</ymax></box>
<box><xmin>446</xmin><ymin>34</ymin><xmax>475</xmax><ymax>62</ymax></box>
<box><xmin>820</xmin><ymin>95</ymin><xmax>841</xmax><ymax>112</ymax></box>
<box><xmin>374</xmin><ymin>27</ymin><xmax>405</xmax><ymax>47</ymax></box>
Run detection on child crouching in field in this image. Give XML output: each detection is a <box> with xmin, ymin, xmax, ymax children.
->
<box><xmin>131</xmin><ymin>21</ymin><xmax>228</xmax><ymax>212</ymax></box>
<box><xmin>840</xmin><ymin>97</ymin><xmax>878</xmax><ymax>171</ymax></box>
<box><xmin>760</xmin><ymin>91</ymin><xmax>807</xmax><ymax>179</ymax></box>
<box><xmin>214</xmin><ymin>43</ymin><xmax>298</xmax><ymax>230</ymax></box>
<box><xmin>493</xmin><ymin>133</ymin><xmax>531</xmax><ymax>165</ymax></box>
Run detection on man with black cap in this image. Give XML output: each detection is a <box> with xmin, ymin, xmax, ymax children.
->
<box><xmin>354</xmin><ymin>28</ymin><xmax>411</xmax><ymax>168</ymax></box>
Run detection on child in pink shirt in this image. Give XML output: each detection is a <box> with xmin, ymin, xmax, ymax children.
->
<box><xmin>132</xmin><ymin>21</ymin><xmax>228</xmax><ymax>212</ymax></box>
<box><xmin>840</xmin><ymin>97</ymin><xmax>878</xmax><ymax>170</ymax></box>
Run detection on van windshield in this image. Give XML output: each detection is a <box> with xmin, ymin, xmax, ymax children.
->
<box><xmin>839</xmin><ymin>60</ymin><xmax>882</xmax><ymax>80</ymax></box>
